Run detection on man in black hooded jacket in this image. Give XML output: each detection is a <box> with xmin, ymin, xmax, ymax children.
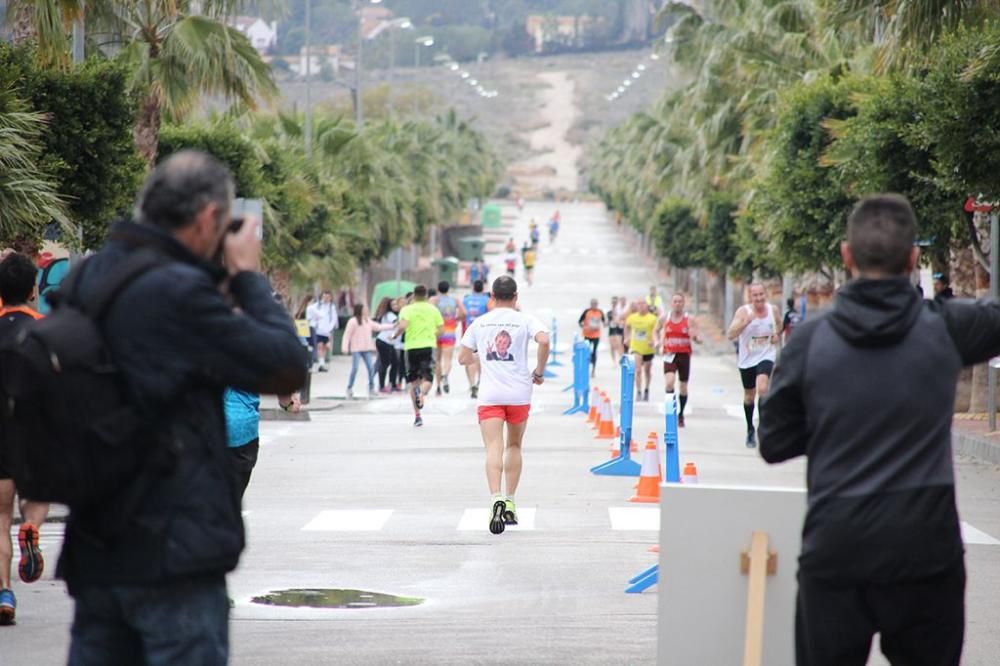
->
<box><xmin>759</xmin><ymin>194</ymin><xmax>1000</xmax><ymax>666</ymax></box>
<box><xmin>60</xmin><ymin>151</ymin><xmax>307</xmax><ymax>664</ymax></box>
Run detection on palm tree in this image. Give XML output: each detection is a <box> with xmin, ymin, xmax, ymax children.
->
<box><xmin>10</xmin><ymin>0</ymin><xmax>278</xmax><ymax>163</ymax></box>
<box><xmin>821</xmin><ymin>0</ymin><xmax>1000</xmax><ymax>71</ymax></box>
<box><xmin>0</xmin><ymin>83</ymin><xmax>70</xmax><ymax>246</ymax></box>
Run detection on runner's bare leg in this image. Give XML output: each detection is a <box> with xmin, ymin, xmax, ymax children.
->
<box><xmin>504</xmin><ymin>420</ymin><xmax>527</xmax><ymax>497</ymax></box>
<box><xmin>481</xmin><ymin>418</ymin><xmax>505</xmax><ymax>494</ymax></box>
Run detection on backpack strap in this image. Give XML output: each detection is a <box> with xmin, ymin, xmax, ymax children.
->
<box><xmin>61</xmin><ymin>250</ymin><xmax>167</xmax><ymax>321</ymax></box>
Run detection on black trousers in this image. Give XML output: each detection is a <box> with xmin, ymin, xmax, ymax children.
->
<box><xmin>227</xmin><ymin>439</ymin><xmax>259</xmax><ymax>500</ymax></box>
<box><xmin>587</xmin><ymin>337</ymin><xmax>599</xmax><ymax>366</ymax></box>
<box><xmin>375</xmin><ymin>339</ymin><xmax>401</xmax><ymax>388</ymax></box>
<box><xmin>796</xmin><ymin>564</ymin><xmax>965</xmax><ymax>666</ymax></box>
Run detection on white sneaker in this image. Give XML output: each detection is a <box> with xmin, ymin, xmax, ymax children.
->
<box><xmin>346</xmin><ymin>388</ymin><xmax>353</xmax><ymax>400</ymax></box>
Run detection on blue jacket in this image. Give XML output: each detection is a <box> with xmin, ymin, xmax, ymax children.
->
<box><xmin>57</xmin><ymin>222</ymin><xmax>307</xmax><ymax>590</ymax></box>
<box><xmin>224</xmin><ymin>389</ymin><xmax>260</xmax><ymax>448</ymax></box>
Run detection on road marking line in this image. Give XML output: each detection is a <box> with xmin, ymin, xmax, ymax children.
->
<box><xmin>302</xmin><ymin>510</ymin><xmax>393</xmax><ymax>532</ymax></box>
<box><xmin>962</xmin><ymin>521</ymin><xmax>1000</xmax><ymax>545</ymax></box>
<box><xmin>608</xmin><ymin>507</ymin><xmax>659</xmax><ymax>531</ymax></box>
<box><xmin>457</xmin><ymin>508</ymin><xmax>536</xmax><ymax>531</ymax></box>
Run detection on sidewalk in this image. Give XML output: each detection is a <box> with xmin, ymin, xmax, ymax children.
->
<box><xmin>952</xmin><ymin>417</ymin><xmax>1000</xmax><ymax>465</ymax></box>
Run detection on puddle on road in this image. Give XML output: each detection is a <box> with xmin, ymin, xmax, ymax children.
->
<box><xmin>251</xmin><ymin>589</ymin><xmax>424</xmax><ymax>609</ymax></box>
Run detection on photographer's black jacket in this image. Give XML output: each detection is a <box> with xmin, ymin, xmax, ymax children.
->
<box><xmin>760</xmin><ymin>277</ymin><xmax>1000</xmax><ymax>582</ymax></box>
<box><xmin>57</xmin><ymin>222</ymin><xmax>307</xmax><ymax>590</ymax></box>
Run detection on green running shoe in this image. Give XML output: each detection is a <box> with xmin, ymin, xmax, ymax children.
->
<box><xmin>503</xmin><ymin>499</ymin><xmax>518</xmax><ymax>526</ymax></box>
<box><xmin>488</xmin><ymin>500</ymin><xmax>506</xmax><ymax>535</ymax></box>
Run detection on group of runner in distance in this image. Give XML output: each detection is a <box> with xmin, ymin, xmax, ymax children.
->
<box><xmin>391</xmin><ymin>210</ymin><xmax>786</xmax><ymax>534</ymax></box>
<box><xmin>580</xmin><ymin>282</ymin><xmax>787</xmax><ymax>448</ymax></box>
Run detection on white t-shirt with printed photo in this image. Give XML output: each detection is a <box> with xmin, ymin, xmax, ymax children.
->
<box><xmin>460</xmin><ymin>307</ymin><xmax>548</xmax><ymax>406</ymax></box>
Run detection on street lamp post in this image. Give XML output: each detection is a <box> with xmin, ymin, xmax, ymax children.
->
<box><xmin>387</xmin><ymin>19</ymin><xmax>412</xmax><ymax>117</ymax></box>
<box><xmin>414</xmin><ymin>36</ymin><xmax>434</xmax><ymax>69</ymax></box>
<box><xmin>355</xmin><ymin>0</ymin><xmax>383</xmax><ymax>130</ymax></box>
<box><xmin>304</xmin><ymin>0</ymin><xmax>312</xmax><ymax>156</ymax></box>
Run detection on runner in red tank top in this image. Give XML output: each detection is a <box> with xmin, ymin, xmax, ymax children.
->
<box><xmin>654</xmin><ymin>293</ymin><xmax>701</xmax><ymax>427</ymax></box>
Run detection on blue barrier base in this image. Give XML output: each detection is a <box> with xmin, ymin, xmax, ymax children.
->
<box><xmin>590</xmin><ymin>456</ymin><xmax>641</xmax><ymax>476</ymax></box>
<box><xmin>549</xmin><ymin>357</ymin><xmax>564</xmax><ymax>367</ymax></box>
<box><xmin>543</xmin><ymin>367</ymin><xmax>557</xmax><ymax>378</ymax></box>
<box><xmin>625</xmin><ymin>564</ymin><xmax>658</xmax><ymax>593</ymax></box>
<box><xmin>563</xmin><ymin>404</ymin><xmax>587</xmax><ymax>415</ymax></box>
<box><xmin>562</xmin><ymin>383</ymin><xmax>574</xmax><ymax>392</ymax></box>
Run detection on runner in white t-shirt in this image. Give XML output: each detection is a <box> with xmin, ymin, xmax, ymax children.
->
<box><xmin>458</xmin><ymin>275</ymin><xmax>550</xmax><ymax>535</ymax></box>
<box><xmin>726</xmin><ymin>282</ymin><xmax>781</xmax><ymax>448</ymax></box>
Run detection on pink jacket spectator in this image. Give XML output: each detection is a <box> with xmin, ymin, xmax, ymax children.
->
<box><xmin>341</xmin><ymin>317</ymin><xmax>393</xmax><ymax>354</ymax></box>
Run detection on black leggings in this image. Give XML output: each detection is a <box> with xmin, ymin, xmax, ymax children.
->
<box><xmin>588</xmin><ymin>338</ymin><xmax>599</xmax><ymax>366</ymax></box>
<box><xmin>376</xmin><ymin>339</ymin><xmax>402</xmax><ymax>388</ymax></box>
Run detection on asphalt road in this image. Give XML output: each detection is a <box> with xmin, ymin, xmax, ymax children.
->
<box><xmin>5</xmin><ymin>201</ymin><xmax>1000</xmax><ymax>665</ymax></box>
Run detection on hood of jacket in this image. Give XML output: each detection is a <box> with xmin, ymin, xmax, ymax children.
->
<box><xmin>829</xmin><ymin>276</ymin><xmax>923</xmax><ymax>347</ymax></box>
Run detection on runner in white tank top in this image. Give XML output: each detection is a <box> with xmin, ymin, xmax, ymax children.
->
<box><xmin>727</xmin><ymin>283</ymin><xmax>781</xmax><ymax>448</ymax></box>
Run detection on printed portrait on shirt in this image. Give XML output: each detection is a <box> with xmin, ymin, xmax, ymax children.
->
<box><xmin>485</xmin><ymin>329</ymin><xmax>515</xmax><ymax>361</ymax></box>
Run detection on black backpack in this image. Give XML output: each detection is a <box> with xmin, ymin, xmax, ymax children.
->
<box><xmin>0</xmin><ymin>250</ymin><xmax>165</xmax><ymax>507</ymax></box>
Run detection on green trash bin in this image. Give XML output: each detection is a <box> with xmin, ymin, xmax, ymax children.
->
<box><xmin>481</xmin><ymin>204</ymin><xmax>502</xmax><ymax>229</ymax></box>
<box><xmin>455</xmin><ymin>237</ymin><xmax>485</xmax><ymax>262</ymax></box>
<box><xmin>433</xmin><ymin>257</ymin><xmax>460</xmax><ymax>285</ymax></box>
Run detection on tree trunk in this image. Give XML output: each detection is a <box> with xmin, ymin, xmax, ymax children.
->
<box><xmin>133</xmin><ymin>91</ymin><xmax>162</xmax><ymax>167</ymax></box>
<box><xmin>9</xmin><ymin>7</ymin><xmax>35</xmax><ymax>45</ymax></box>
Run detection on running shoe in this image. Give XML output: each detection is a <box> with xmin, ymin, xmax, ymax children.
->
<box><xmin>643</xmin><ymin>388</ymin><xmax>650</xmax><ymax>402</ymax></box>
<box><xmin>345</xmin><ymin>388</ymin><xmax>353</xmax><ymax>400</ymax></box>
<box><xmin>379</xmin><ymin>387</ymin><xmax>390</xmax><ymax>395</ymax></box>
<box><xmin>745</xmin><ymin>428</ymin><xmax>757</xmax><ymax>448</ymax></box>
<box><xmin>0</xmin><ymin>589</ymin><xmax>15</xmax><ymax>625</ymax></box>
<box><xmin>435</xmin><ymin>385</ymin><xmax>442</xmax><ymax>397</ymax></box>
<box><xmin>503</xmin><ymin>499</ymin><xmax>518</xmax><ymax>526</ymax></box>
<box><xmin>470</xmin><ymin>385</ymin><xmax>478</xmax><ymax>400</ymax></box>
<box><xmin>443</xmin><ymin>378</ymin><xmax>450</xmax><ymax>394</ymax></box>
<box><xmin>414</xmin><ymin>413</ymin><xmax>423</xmax><ymax>427</ymax></box>
<box><xmin>489</xmin><ymin>500</ymin><xmax>507</xmax><ymax>535</ymax></box>
<box><xmin>678</xmin><ymin>414</ymin><xmax>685</xmax><ymax>428</ymax></box>
<box><xmin>18</xmin><ymin>523</ymin><xmax>43</xmax><ymax>583</ymax></box>
<box><xmin>318</xmin><ymin>366</ymin><xmax>328</xmax><ymax>373</ymax></box>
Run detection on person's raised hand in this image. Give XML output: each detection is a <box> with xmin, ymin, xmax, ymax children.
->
<box><xmin>223</xmin><ymin>215</ymin><xmax>261</xmax><ymax>275</ymax></box>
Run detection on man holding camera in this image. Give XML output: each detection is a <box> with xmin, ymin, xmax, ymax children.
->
<box><xmin>60</xmin><ymin>151</ymin><xmax>306</xmax><ymax>664</ymax></box>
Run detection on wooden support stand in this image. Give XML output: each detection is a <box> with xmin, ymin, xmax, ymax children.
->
<box><xmin>740</xmin><ymin>531</ymin><xmax>778</xmax><ymax>666</ymax></box>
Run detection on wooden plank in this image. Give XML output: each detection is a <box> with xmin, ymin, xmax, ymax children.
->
<box><xmin>742</xmin><ymin>531</ymin><xmax>769</xmax><ymax>666</ymax></box>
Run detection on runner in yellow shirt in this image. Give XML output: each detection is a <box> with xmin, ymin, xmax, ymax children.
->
<box><xmin>625</xmin><ymin>300</ymin><xmax>658</xmax><ymax>401</ymax></box>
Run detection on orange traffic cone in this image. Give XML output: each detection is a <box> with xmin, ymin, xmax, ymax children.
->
<box><xmin>611</xmin><ymin>426</ymin><xmax>639</xmax><ymax>453</ymax></box>
<box><xmin>681</xmin><ymin>462</ymin><xmax>699</xmax><ymax>484</ymax></box>
<box><xmin>591</xmin><ymin>391</ymin><xmax>607</xmax><ymax>430</ymax></box>
<box><xmin>595</xmin><ymin>396</ymin><xmax>615</xmax><ymax>440</ymax></box>
<box><xmin>586</xmin><ymin>387</ymin><xmax>600</xmax><ymax>424</ymax></box>
<box><xmin>629</xmin><ymin>439</ymin><xmax>661</xmax><ymax>503</ymax></box>
<box><xmin>633</xmin><ymin>432</ymin><xmax>659</xmax><ymax>487</ymax></box>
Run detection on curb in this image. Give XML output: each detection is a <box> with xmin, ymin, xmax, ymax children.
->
<box><xmin>952</xmin><ymin>429</ymin><xmax>1000</xmax><ymax>465</ymax></box>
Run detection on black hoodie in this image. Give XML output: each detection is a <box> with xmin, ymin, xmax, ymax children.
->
<box><xmin>760</xmin><ymin>277</ymin><xmax>1000</xmax><ymax>583</ymax></box>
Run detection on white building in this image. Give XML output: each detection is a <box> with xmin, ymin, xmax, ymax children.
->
<box><xmin>232</xmin><ymin>16</ymin><xmax>278</xmax><ymax>54</ymax></box>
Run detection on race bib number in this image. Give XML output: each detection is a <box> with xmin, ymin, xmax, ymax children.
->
<box><xmin>634</xmin><ymin>329</ymin><xmax>648</xmax><ymax>341</ymax></box>
<box><xmin>588</xmin><ymin>316</ymin><xmax>602</xmax><ymax>329</ymax></box>
<box><xmin>749</xmin><ymin>335</ymin><xmax>770</xmax><ymax>353</ymax></box>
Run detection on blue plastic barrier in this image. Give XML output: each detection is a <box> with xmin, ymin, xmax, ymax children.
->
<box><xmin>625</xmin><ymin>564</ymin><xmax>659</xmax><ymax>594</ymax></box>
<box><xmin>563</xmin><ymin>338</ymin><xmax>591</xmax><ymax>415</ymax></box>
<box><xmin>664</xmin><ymin>393</ymin><xmax>681</xmax><ymax>483</ymax></box>
<box><xmin>548</xmin><ymin>316</ymin><xmax>564</xmax><ymax>366</ymax></box>
<box><xmin>563</xmin><ymin>334</ymin><xmax>580</xmax><ymax>392</ymax></box>
<box><xmin>590</xmin><ymin>355</ymin><xmax>641</xmax><ymax>476</ymax></box>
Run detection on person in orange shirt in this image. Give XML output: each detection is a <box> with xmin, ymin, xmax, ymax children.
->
<box><xmin>0</xmin><ymin>251</ymin><xmax>50</xmax><ymax>625</ymax></box>
<box><xmin>578</xmin><ymin>298</ymin><xmax>605</xmax><ymax>377</ymax></box>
